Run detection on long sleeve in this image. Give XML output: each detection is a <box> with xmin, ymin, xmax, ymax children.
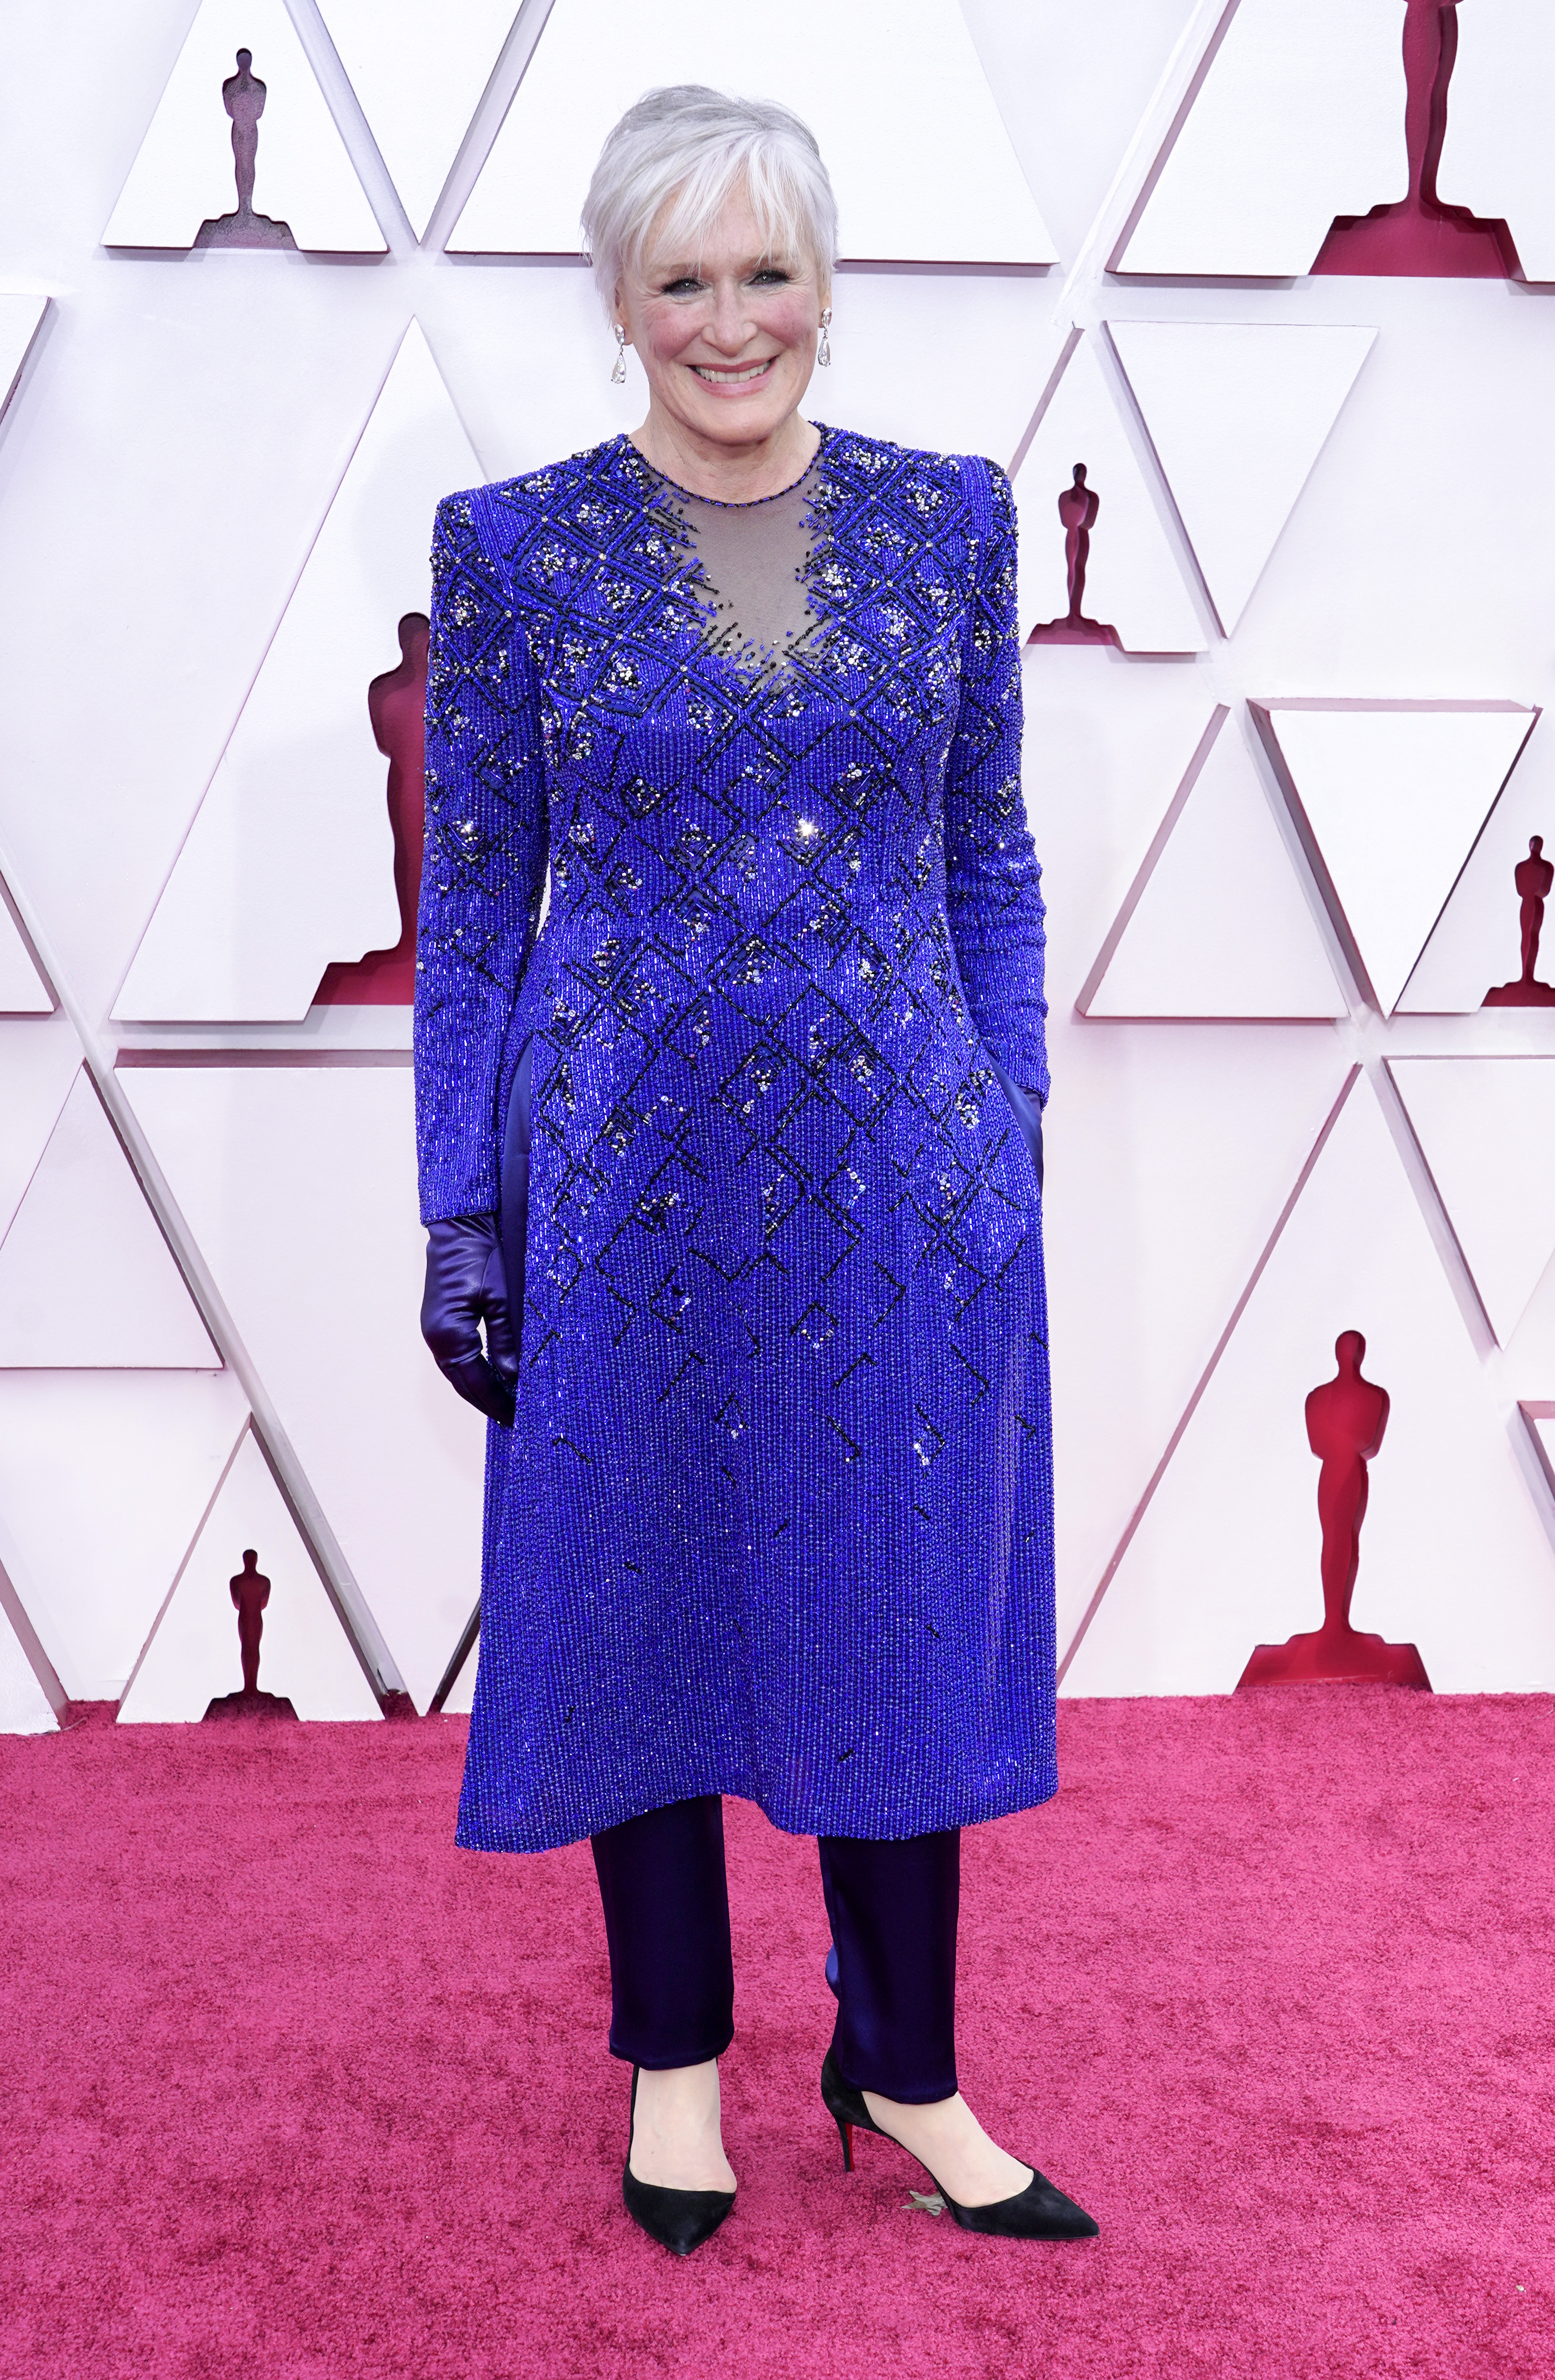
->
<box><xmin>414</xmin><ymin>489</ymin><xmax>550</xmax><ymax>1223</ymax></box>
<box><xmin>942</xmin><ymin>456</ymin><xmax>1049</xmax><ymax>1107</ymax></box>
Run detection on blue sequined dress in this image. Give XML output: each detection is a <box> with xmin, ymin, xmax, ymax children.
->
<box><xmin>414</xmin><ymin>425</ymin><xmax>1054</xmax><ymax>1852</ymax></box>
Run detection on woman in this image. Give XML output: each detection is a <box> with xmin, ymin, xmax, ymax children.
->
<box><xmin>415</xmin><ymin>86</ymin><xmax>1094</xmax><ymax>2256</ymax></box>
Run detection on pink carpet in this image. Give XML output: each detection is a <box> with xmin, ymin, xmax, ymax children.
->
<box><xmin>3</xmin><ymin>1691</ymin><xmax>1551</xmax><ymax>2378</ymax></box>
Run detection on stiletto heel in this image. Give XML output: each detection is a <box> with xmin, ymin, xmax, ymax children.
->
<box><xmin>621</xmin><ymin>2065</ymin><xmax>736</xmax><ymax>2258</ymax></box>
<box><xmin>820</xmin><ymin>2045</ymin><xmax>1098</xmax><ymax>2242</ymax></box>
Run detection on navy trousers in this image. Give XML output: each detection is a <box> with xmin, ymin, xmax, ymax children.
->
<box><xmin>590</xmin><ymin>1795</ymin><xmax>960</xmax><ymax>2104</ymax></box>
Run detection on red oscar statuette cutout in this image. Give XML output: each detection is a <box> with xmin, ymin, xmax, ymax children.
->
<box><xmin>204</xmin><ymin>1548</ymin><xmax>298</xmax><ymax>1720</ymax></box>
<box><xmin>315</xmin><ymin>612</ymin><xmax>430</xmax><ymax>1007</ymax></box>
<box><xmin>1028</xmin><ymin>465</ymin><xmax>1122</xmax><ymax>650</ymax></box>
<box><xmin>193</xmin><ymin>49</ymin><xmax>297</xmax><ymax>251</ymax></box>
<box><xmin>1483</xmin><ymin>835</ymin><xmax>1555</xmax><ymax>1006</ymax></box>
<box><xmin>1238</xmin><ymin>1331</ymin><xmax>1431</xmax><ymax>1690</ymax></box>
<box><xmin>1312</xmin><ymin>2</ymin><xmax>1519</xmax><ymax>279</ymax></box>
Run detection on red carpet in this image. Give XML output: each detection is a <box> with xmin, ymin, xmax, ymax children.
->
<box><xmin>3</xmin><ymin>1692</ymin><xmax>1551</xmax><ymax>2378</ymax></box>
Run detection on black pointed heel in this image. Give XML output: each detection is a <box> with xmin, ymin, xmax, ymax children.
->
<box><xmin>820</xmin><ymin>2045</ymin><xmax>1099</xmax><ymax>2242</ymax></box>
<box><xmin>621</xmin><ymin>2066</ymin><xmax>736</xmax><ymax>2257</ymax></box>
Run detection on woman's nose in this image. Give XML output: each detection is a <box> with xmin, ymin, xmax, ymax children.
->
<box><xmin>706</xmin><ymin>284</ymin><xmax>753</xmax><ymax>352</ymax></box>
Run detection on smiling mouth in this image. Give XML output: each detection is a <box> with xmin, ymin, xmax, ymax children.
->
<box><xmin>691</xmin><ymin>359</ymin><xmax>776</xmax><ymax>385</ymax></box>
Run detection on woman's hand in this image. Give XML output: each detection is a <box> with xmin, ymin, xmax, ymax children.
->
<box><xmin>420</xmin><ymin>1215</ymin><xmax>518</xmax><ymax>1424</ymax></box>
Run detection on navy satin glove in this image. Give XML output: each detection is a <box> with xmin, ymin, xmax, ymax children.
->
<box><xmin>420</xmin><ymin>1215</ymin><xmax>518</xmax><ymax>1425</ymax></box>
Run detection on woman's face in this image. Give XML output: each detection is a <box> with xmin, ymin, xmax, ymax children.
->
<box><xmin>617</xmin><ymin>185</ymin><xmax>828</xmax><ymax>457</ymax></box>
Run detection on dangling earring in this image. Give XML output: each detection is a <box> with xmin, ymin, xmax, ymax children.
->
<box><xmin>816</xmin><ymin>307</ymin><xmax>832</xmax><ymax>368</ymax></box>
<box><xmin>611</xmin><ymin>324</ymin><xmax>627</xmax><ymax>385</ymax></box>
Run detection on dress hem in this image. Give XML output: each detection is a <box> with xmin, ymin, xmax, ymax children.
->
<box><xmin>452</xmin><ymin>1764</ymin><xmax>1060</xmax><ymax>1857</ymax></box>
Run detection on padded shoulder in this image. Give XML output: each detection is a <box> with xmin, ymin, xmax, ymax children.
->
<box><xmin>432</xmin><ymin>440</ymin><xmax>622</xmax><ymax>566</ymax></box>
<box><xmin>813</xmin><ymin>424</ymin><xmax>1012</xmax><ymax>542</ymax></box>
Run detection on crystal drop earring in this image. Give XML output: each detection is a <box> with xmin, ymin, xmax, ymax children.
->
<box><xmin>816</xmin><ymin>307</ymin><xmax>832</xmax><ymax>368</ymax></box>
<box><xmin>611</xmin><ymin>324</ymin><xmax>627</xmax><ymax>385</ymax></box>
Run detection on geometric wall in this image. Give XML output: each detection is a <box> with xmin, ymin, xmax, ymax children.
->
<box><xmin>5</xmin><ymin>0</ymin><xmax>1555</xmax><ymax>1729</ymax></box>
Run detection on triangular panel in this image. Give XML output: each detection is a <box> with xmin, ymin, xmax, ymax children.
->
<box><xmin>120</xmin><ymin>1422</ymin><xmax>380</xmax><ymax>1722</ymax></box>
<box><xmin>440</xmin><ymin>1623</ymin><xmax>479</xmax><ymax>1716</ymax></box>
<box><xmin>1013</xmin><ymin>335</ymin><xmax>1204</xmax><ymax>654</ymax></box>
<box><xmin>0</xmin><ymin>1024</ymin><xmax>87</xmax><ymax>1243</ymax></box>
<box><xmin>1256</xmin><ymin>702</ymin><xmax>1538</xmax><ymax>1015</ymax></box>
<box><xmin>1045</xmin><ymin>1021</ymin><xmax>1352</xmax><ymax>1657</ymax></box>
<box><xmin>1399</xmin><ymin>715</ymin><xmax>1555</xmax><ymax>1013</ymax></box>
<box><xmin>1390</xmin><ymin>1058</ymin><xmax>1555</xmax><ymax>1347</ymax></box>
<box><xmin>1521</xmin><ymin>1406</ymin><xmax>1555</xmax><ymax>1507</ymax></box>
<box><xmin>1115</xmin><ymin>0</ymin><xmax>1402</xmax><ymax>277</ymax></box>
<box><xmin>1434</xmin><ymin>2</ymin><xmax>1555</xmax><ymax>280</ymax></box>
<box><xmin>121</xmin><ymin>1060</ymin><xmax>485</xmax><ymax>1711</ymax></box>
<box><xmin>1109</xmin><ymin>323</ymin><xmax>1375</xmax><ymax>635</ymax></box>
<box><xmin>1065</xmin><ymin>1074</ymin><xmax>1555</xmax><ymax>1695</ymax></box>
<box><xmin>450</xmin><ymin>0</ymin><xmax>1057</xmax><ymax>262</ymax></box>
<box><xmin>104</xmin><ymin>0</ymin><xmax>384</xmax><ymax>252</ymax></box>
<box><xmin>796</xmin><ymin>282</ymin><xmax>1064</xmax><ymax>476</ymax></box>
<box><xmin>0</xmin><ymin>875</ymin><xmax>53</xmax><ymax>1014</ymax></box>
<box><xmin>0</xmin><ymin>1594</ymin><xmax>56</xmax><ymax>1734</ymax></box>
<box><xmin>0</xmin><ymin>1071</ymin><xmax>218</xmax><ymax>1368</ymax></box>
<box><xmin>1081</xmin><ymin>708</ymin><xmax>1347</xmax><ymax>1018</ymax></box>
<box><xmin>318</xmin><ymin>0</ymin><xmax>516</xmax><ymax>240</ymax></box>
<box><xmin>0</xmin><ymin>295</ymin><xmax>48</xmax><ymax>424</ymax></box>
<box><xmin>0</xmin><ymin>1372</ymin><xmax>249</xmax><ymax>1701</ymax></box>
<box><xmin>116</xmin><ymin>324</ymin><xmax>481</xmax><ymax>1022</ymax></box>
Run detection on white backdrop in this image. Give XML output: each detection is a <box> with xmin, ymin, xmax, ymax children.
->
<box><xmin>4</xmin><ymin>0</ymin><xmax>1555</xmax><ymax>1731</ymax></box>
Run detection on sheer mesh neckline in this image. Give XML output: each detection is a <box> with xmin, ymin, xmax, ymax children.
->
<box><xmin>622</xmin><ymin>428</ymin><xmax>829</xmax><ymax>510</ymax></box>
<box><xmin>624</xmin><ymin>429</ymin><xmax>828</xmax><ymax>674</ymax></box>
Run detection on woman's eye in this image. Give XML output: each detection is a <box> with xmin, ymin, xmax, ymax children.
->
<box><xmin>660</xmin><ymin>277</ymin><xmax>702</xmax><ymax>296</ymax></box>
<box><xmin>751</xmin><ymin>270</ymin><xmax>791</xmax><ymax>286</ymax></box>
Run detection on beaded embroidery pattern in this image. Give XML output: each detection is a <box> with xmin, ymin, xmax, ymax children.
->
<box><xmin>414</xmin><ymin>425</ymin><xmax>1056</xmax><ymax>1850</ymax></box>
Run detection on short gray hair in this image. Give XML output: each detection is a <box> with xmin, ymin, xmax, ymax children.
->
<box><xmin>581</xmin><ymin>86</ymin><xmax>839</xmax><ymax>316</ymax></box>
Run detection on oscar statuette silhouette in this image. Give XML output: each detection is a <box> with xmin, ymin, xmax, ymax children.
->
<box><xmin>203</xmin><ymin>1549</ymin><xmax>298</xmax><ymax>1719</ymax></box>
<box><xmin>193</xmin><ymin>49</ymin><xmax>298</xmax><ymax>251</ymax></box>
<box><xmin>1482</xmin><ymin>835</ymin><xmax>1555</xmax><ymax>1007</ymax></box>
<box><xmin>1312</xmin><ymin>2</ymin><xmax>1519</xmax><ymax>278</ymax></box>
<box><xmin>1028</xmin><ymin>466</ymin><xmax>1122</xmax><ymax>650</ymax></box>
<box><xmin>315</xmin><ymin>613</ymin><xmax>431</xmax><ymax>1006</ymax></box>
<box><xmin>1238</xmin><ymin>1332</ymin><xmax>1431</xmax><ymax>1689</ymax></box>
